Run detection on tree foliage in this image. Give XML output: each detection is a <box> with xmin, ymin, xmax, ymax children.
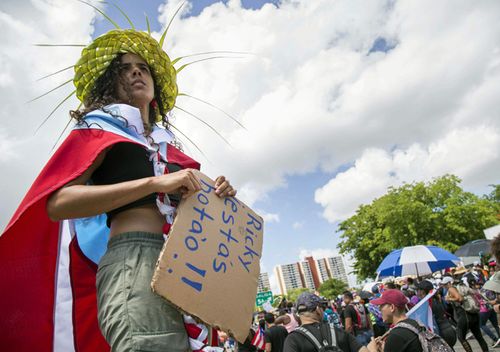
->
<box><xmin>318</xmin><ymin>278</ymin><xmax>348</xmax><ymax>299</ymax></box>
<box><xmin>272</xmin><ymin>295</ymin><xmax>287</xmax><ymax>308</ymax></box>
<box><xmin>286</xmin><ymin>288</ymin><xmax>311</xmax><ymax>302</ymax></box>
<box><xmin>338</xmin><ymin>175</ymin><xmax>500</xmax><ymax>280</ymax></box>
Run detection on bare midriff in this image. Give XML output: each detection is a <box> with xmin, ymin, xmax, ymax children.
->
<box><xmin>109</xmin><ymin>204</ymin><xmax>166</xmax><ymax>237</ymax></box>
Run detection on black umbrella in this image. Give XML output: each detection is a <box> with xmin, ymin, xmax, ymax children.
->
<box><xmin>454</xmin><ymin>239</ymin><xmax>491</xmax><ymax>257</ymax></box>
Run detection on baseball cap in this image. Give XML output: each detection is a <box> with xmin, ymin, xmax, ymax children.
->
<box><xmin>441</xmin><ymin>276</ymin><xmax>454</xmax><ymax>285</ymax></box>
<box><xmin>296</xmin><ymin>292</ymin><xmax>326</xmax><ymax>312</ymax></box>
<box><xmin>370</xmin><ymin>289</ymin><xmax>408</xmax><ymax>308</ymax></box>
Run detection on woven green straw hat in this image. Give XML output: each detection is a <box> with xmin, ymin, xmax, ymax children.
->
<box><xmin>74</xmin><ymin>29</ymin><xmax>177</xmax><ymax>120</ymax></box>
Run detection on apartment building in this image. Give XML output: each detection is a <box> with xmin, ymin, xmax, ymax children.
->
<box><xmin>274</xmin><ymin>255</ymin><xmax>349</xmax><ymax>295</ymax></box>
<box><xmin>257</xmin><ymin>272</ymin><xmax>271</xmax><ymax>293</ymax></box>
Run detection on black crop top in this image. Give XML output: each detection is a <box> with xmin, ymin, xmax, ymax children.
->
<box><xmin>91</xmin><ymin>142</ymin><xmax>182</xmax><ymax>226</ymax></box>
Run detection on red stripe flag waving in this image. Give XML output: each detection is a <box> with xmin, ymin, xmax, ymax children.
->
<box><xmin>251</xmin><ymin>327</ymin><xmax>266</xmax><ymax>350</ymax></box>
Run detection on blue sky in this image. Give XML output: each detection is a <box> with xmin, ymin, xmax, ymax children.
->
<box><xmin>93</xmin><ymin>0</ymin><xmax>280</xmax><ymax>33</ymax></box>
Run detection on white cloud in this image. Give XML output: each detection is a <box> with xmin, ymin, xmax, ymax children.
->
<box><xmin>315</xmin><ymin>126</ymin><xmax>500</xmax><ymax>223</ymax></box>
<box><xmin>257</xmin><ymin>209</ymin><xmax>280</xmax><ymax>223</ymax></box>
<box><xmin>0</xmin><ymin>128</ymin><xmax>19</xmax><ymax>162</ymax></box>
<box><xmin>0</xmin><ymin>1</ymin><xmax>97</xmax><ymax>229</ymax></box>
<box><xmin>298</xmin><ymin>248</ymin><xmax>340</xmax><ymax>261</ymax></box>
<box><xmin>151</xmin><ymin>0</ymin><xmax>500</xmax><ymax>210</ymax></box>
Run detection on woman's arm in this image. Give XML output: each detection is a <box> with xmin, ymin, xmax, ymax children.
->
<box><xmin>274</xmin><ymin>315</ymin><xmax>291</xmax><ymax>326</ymax></box>
<box><xmin>47</xmin><ymin>150</ymin><xmax>203</xmax><ymax>221</ymax></box>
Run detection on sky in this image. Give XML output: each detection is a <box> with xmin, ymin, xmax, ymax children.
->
<box><xmin>1</xmin><ymin>0</ymin><xmax>499</xmax><ymax>292</ymax></box>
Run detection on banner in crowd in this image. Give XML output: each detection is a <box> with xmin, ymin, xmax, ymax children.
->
<box><xmin>407</xmin><ymin>290</ymin><xmax>437</xmax><ymax>331</ymax></box>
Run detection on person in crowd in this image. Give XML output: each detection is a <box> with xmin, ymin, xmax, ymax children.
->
<box><xmin>264</xmin><ymin>313</ymin><xmax>288</xmax><ymax>352</ymax></box>
<box><xmin>416</xmin><ymin>280</ymin><xmax>457</xmax><ymax>348</ymax></box>
<box><xmin>238</xmin><ymin>328</ymin><xmax>258</xmax><ymax>352</ymax></box>
<box><xmin>342</xmin><ymin>291</ymin><xmax>373</xmax><ymax>346</ymax></box>
<box><xmin>367</xmin><ymin>285</ymin><xmax>388</xmax><ymax>338</ymax></box>
<box><xmin>469</xmin><ymin>278</ymin><xmax>500</xmax><ymax>347</ymax></box>
<box><xmin>384</xmin><ymin>282</ymin><xmax>397</xmax><ymax>290</ymax></box>
<box><xmin>275</xmin><ymin>307</ymin><xmax>301</xmax><ymax>333</ymax></box>
<box><xmin>258</xmin><ymin>311</ymin><xmax>268</xmax><ymax>331</ymax></box>
<box><xmin>443</xmin><ymin>276</ymin><xmax>489</xmax><ymax>352</ymax></box>
<box><xmin>324</xmin><ymin>304</ymin><xmax>342</xmax><ymax>329</ymax></box>
<box><xmin>283</xmin><ymin>292</ymin><xmax>367</xmax><ymax>352</ymax></box>
<box><xmin>402</xmin><ymin>285</ymin><xmax>419</xmax><ymax>308</ymax></box>
<box><xmin>489</xmin><ymin>265</ymin><xmax>497</xmax><ymax>279</ymax></box>
<box><xmin>477</xmin><ymin>262</ymin><xmax>490</xmax><ymax>283</ymax></box>
<box><xmin>366</xmin><ymin>289</ymin><xmax>422</xmax><ymax>352</ymax></box>
<box><xmin>491</xmin><ymin>234</ymin><xmax>500</xmax><ymax>269</ymax></box>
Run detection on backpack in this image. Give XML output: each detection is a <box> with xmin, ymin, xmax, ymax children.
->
<box><xmin>350</xmin><ymin>303</ymin><xmax>370</xmax><ymax>330</ymax></box>
<box><xmin>456</xmin><ymin>285</ymin><xmax>480</xmax><ymax>313</ymax></box>
<box><xmin>394</xmin><ymin>320</ymin><xmax>453</xmax><ymax>352</ymax></box>
<box><xmin>294</xmin><ymin>323</ymin><xmax>342</xmax><ymax>352</ymax></box>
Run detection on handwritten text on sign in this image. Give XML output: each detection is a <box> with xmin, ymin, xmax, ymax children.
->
<box><xmin>152</xmin><ymin>172</ymin><xmax>264</xmax><ymax>343</ymax></box>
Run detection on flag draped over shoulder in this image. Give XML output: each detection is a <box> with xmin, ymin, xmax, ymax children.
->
<box><xmin>407</xmin><ymin>291</ymin><xmax>437</xmax><ymax>332</ymax></box>
<box><xmin>0</xmin><ymin>106</ymin><xmax>200</xmax><ymax>352</ymax></box>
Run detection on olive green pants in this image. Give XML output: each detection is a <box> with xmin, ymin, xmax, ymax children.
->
<box><xmin>96</xmin><ymin>232</ymin><xmax>190</xmax><ymax>352</ymax></box>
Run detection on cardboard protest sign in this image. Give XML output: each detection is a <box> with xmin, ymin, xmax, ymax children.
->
<box><xmin>151</xmin><ymin>171</ymin><xmax>264</xmax><ymax>343</ymax></box>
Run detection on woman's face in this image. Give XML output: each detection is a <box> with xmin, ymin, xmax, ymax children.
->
<box><xmin>116</xmin><ymin>53</ymin><xmax>155</xmax><ymax>108</ymax></box>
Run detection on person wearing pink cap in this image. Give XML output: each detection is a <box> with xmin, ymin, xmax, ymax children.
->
<box><xmin>366</xmin><ymin>289</ymin><xmax>423</xmax><ymax>352</ymax></box>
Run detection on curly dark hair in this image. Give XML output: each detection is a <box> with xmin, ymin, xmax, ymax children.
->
<box><xmin>70</xmin><ymin>53</ymin><xmax>172</xmax><ymax>134</ymax></box>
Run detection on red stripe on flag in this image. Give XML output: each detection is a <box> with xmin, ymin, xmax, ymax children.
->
<box><xmin>251</xmin><ymin>328</ymin><xmax>266</xmax><ymax>349</ymax></box>
<box><xmin>0</xmin><ymin>129</ymin><xmax>128</xmax><ymax>351</ymax></box>
<box><xmin>69</xmin><ymin>237</ymin><xmax>109</xmax><ymax>352</ymax></box>
<box><xmin>0</xmin><ymin>200</ymin><xmax>59</xmax><ymax>352</ymax></box>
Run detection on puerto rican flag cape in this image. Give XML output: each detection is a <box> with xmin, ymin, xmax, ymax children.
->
<box><xmin>0</xmin><ymin>104</ymin><xmax>218</xmax><ymax>352</ymax></box>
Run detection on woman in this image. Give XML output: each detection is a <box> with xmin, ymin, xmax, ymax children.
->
<box><xmin>469</xmin><ymin>279</ymin><xmax>500</xmax><ymax>347</ymax></box>
<box><xmin>0</xmin><ymin>29</ymin><xmax>235</xmax><ymax>352</ymax></box>
<box><xmin>444</xmin><ymin>276</ymin><xmax>489</xmax><ymax>352</ymax></box>
<box><xmin>416</xmin><ymin>280</ymin><xmax>457</xmax><ymax>349</ymax></box>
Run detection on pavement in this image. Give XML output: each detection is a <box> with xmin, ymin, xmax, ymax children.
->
<box><xmin>454</xmin><ymin>337</ymin><xmax>497</xmax><ymax>352</ymax></box>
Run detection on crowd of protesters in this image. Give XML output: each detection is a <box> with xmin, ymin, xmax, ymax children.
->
<box><xmin>215</xmin><ymin>235</ymin><xmax>500</xmax><ymax>352</ymax></box>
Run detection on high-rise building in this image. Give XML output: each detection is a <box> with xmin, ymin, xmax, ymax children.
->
<box><xmin>326</xmin><ymin>256</ymin><xmax>348</xmax><ymax>284</ymax></box>
<box><xmin>299</xmin><ymin>260</ymin><xmax>316</xmax><ymax>290</ymax></box>
<box><xmin>315</xmin><ymin>258</ymin><xmax>331</xmax><ymax>283</ymax></box>
<box><xmin>274</xmin><ymin>263</ymin><xmax>303</xmax><ymax>295</ymax></box>
<box><xmin>273</xmin><ymin>255</ymin><xmax>349</xmax><ymax>295</ymax></box>
<box><xmin>257</xmin><ymin>272</ymin><xmax>271</xmax><ymax>293</ymax></box>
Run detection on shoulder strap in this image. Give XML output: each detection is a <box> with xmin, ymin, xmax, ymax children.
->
<box><xmin>294</xmin><ymin>327</ymin><xmax>323</xmax><ymax>351</ymax></box>
<box><xmin>329</xmin><ymin>324</ymin><xmax>337</xmax><ymax>347</ymax></box>
<box><xmin>394</xmin><ymin>321</ymin><xmax>420</xmax><ymax>335</ymax></box>
<box><xmin>394</xmin><ymin>321</ymin><xmax>428</xmax><ymax>352</ymax></box>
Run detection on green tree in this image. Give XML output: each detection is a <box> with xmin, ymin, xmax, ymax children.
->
<box><xmin>287</xmin><ymin>288</ymin><xmax>311</xmax><ymax>302</ymax></box>
<box><xmin>318</xmin><ymin>278</ymin><xmax>348</xmax><ymax>299</ymax></box>
<box><xmin>272</xmin><ymin>295</ymin><xmax>286</xmax><ymax>308</ymax></box>
<box><xmin>338</xmin><ymin>175</ymin><xmax>500</xmax><ymax>280</ymax></box>
<box><xmin>486</xmin><ymin>184</ymin><xmax>500</xmax><ymax>204</ymax></box>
